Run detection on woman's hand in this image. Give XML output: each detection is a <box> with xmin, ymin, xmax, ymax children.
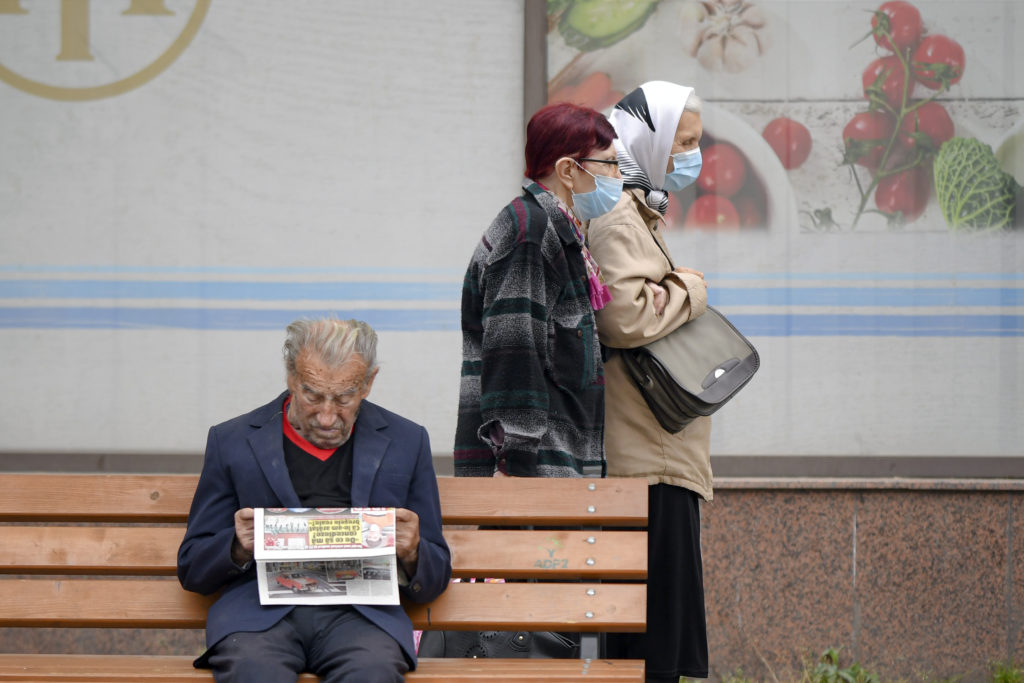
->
<box><xmin>675</xmin><ymin>266</ymin><xmax>705</xmax><ymax>278</ymax></box>
<box><xmin>645</xmin><ymin>279</ymin><xmax>668</xmax><ymax>316</ymax></box>
<box><xmin>675</xmin><ymin>266</ymin><xmax>707</xmax><ymax>289</ymax></box>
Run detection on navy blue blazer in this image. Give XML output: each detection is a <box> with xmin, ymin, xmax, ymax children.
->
<box><xmin>177</xmin><ymin>392</ymin><xmax>451</xmax><ymax>668</ymax></box>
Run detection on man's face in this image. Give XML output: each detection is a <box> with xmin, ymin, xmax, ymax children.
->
<box><xmin>286</xmin><ymin>350</ymin><xmax>377</xmax><ymax>449</ymax></box>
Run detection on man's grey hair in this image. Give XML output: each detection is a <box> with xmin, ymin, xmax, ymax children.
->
<box><xmin>283</xmin><ymin>317</ymin><xmax>379</xmax><ymax>381</ymax></box>
<box><xmin>684</xmin><ymin>92</ymin><xmax>703</xmax><ymax>115</ymax></box>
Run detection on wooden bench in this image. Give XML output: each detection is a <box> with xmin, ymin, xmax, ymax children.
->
<box><xmin>0</xmin><ymin>473</ymin><xmax>648</xmax><ymax>682</ymax></box>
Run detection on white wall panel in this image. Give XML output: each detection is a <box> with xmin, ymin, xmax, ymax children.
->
<box><xmin>0</xmin><ymin>1</ymin><xmax>523</xmax><ymax>454</ymax></box>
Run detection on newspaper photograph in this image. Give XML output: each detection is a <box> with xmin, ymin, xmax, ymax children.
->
<box><xmin>253</xmin><ymin>507</ymin><xmax>400</xmax><ymax>606</ymax></box>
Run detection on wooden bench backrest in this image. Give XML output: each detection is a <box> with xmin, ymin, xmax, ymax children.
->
<box><xmin>0</xmin><ymin>475</ymin><xmax>647</xmax><ymax>525</ymax></box>
<box><xmin>0</xmin><ymin>474</ymin><xmax>647</xmax><ymax>633</ymax></box>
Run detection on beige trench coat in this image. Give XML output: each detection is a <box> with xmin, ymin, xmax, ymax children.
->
<box><xmin>586</xmin><ymin>188</ymin><xmax>713</xmax><ymax>500</ymax></box>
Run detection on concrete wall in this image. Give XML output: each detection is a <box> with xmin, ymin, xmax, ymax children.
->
<box><xmin>0</xmin><ymin>0</ymin><xmax>525</xmax><ymax>456</ymax></box>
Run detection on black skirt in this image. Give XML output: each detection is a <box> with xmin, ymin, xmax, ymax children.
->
<box><xmin>605</xmin><ymin>483</ymin><xmax>708</xmax><ymax>681</ymax></box>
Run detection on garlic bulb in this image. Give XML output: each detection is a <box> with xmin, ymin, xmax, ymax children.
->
<box><xmin>679</xmin><ymin>0</ymin><xmax>770</xmax><ymax>73</ymax></box>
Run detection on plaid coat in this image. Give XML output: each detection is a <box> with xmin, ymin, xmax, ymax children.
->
<box><xmin>454</xmin><ymin>181</ymin><xmax>605</xmax><ymax>478</ymax></box>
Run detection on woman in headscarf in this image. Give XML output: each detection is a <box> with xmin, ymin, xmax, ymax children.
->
<box><xmin>454</xmin><ymin>102</ymin><xmax>621</xmax><ymax>479</ymax></box>
<box><xmin>586</xmin><ymin>81</ymin><xmax>711</xmax><ymax>681</ymax></box>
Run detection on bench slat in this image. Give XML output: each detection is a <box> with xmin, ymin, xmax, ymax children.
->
<box><xmin>403</xmin><ymin>582</ymin><xmax>646</xmax><ymax>632</ymax></box>
<box><xmin>410</xmin><ymin>658</ymin><xmax>647</xmax><ymax>682</ymax></box>
<box><xmin>0</xmin><ymin>579</ymin><xmax>214</xmax><ymax>628</ymax></box>
<box><xmin>2</xmin><ymin>528</ymin><xmax>646</xmax><ymax>580</ymax></box>
<box><xmin>0</xmin><ymin>474</ymin><xmax>197</xmax><ymax>522</ymax></box>
<box><xmin>0</xmin><ymin>580</ymin><xmax>645</xmax><ymax>632</ymax></box>
<box><xmin>437</xmin><ymin>477</ymin><xmax>648</xmax><ymax>526</ymax></box>
<box><xmin>0</xmin><ymin>475</ymin><xmax>648</xmax><ymax>526</ymax></box>
<box><xmin>1</xmin><ymin>526</ymin><xmax>185</xmax><ymax>575</ymax></box>
<box><xmin>0</xmin><ymin>655</ymin><xmax>318</xmax><ymax>681</ymax></box>
<box><xmin>447</xmin><ymin>529</ymin><xmax>647</xmax><ymax>580</ymax></box>
<box><xmin>0</xmin><ymin>655</ymin><xmax>645</xmax><ymax>682</ymax></box>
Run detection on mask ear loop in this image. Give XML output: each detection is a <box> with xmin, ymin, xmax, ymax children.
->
<box><xmin>554</xmin><ymin>156</ymin><xmax>587</xmax><ymax>194</ymax></box>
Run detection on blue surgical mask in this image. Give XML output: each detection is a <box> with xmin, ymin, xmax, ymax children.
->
<box><xmin>662</xmin><ymin>147</ymin><xmax>702</xmax><ymax>192</ymax></box>
<box><xmin>571</xmin><ymin>161</ymin><xmax>623</xmax><ymax>221</ymax></box>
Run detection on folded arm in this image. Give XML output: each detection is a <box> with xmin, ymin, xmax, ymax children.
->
<box><xmin>588</xmin><ymin>222</ymin><xmax>707</xmax><ymax>348</ymax></box>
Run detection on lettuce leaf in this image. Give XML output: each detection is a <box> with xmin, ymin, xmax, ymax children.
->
<box><xmin>934</xmin><ymin>137</ymin><xmax>1019</xmax><ymax>230</ymax></box>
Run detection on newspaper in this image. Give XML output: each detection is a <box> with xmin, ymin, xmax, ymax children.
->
<box><xmin>253</xmin><ymin>507</ymin><xmax>400</xmax><ymax>606</ymax></box>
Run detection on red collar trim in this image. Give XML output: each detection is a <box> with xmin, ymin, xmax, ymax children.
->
<box><xmin>282</xmin><ymin>396</ymin><xmax>338</xmax><ymax>462</ymax></box>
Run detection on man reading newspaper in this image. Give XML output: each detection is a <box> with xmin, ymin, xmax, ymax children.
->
<box><xmin>178</xmin><ymin>317</ymin><xmax>451</xmax><ymax>682</ymax></box>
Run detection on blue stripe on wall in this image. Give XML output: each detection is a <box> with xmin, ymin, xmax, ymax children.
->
<box><xmin>0</xmin><ymin>308</ymin><xmax>461</xmax><ymax>331</ymax></box>
<box><xmin>2</xmin><ymin>266</ymin><xmax>1022</xmax><ymax>281</ymax></box>
<box><xmin>732</xmin><ymin>313</ymin><xmax>1023</xmax><ymax>337</ymax></box>
<box><xmin>711</xmin><ymin>288</ymin><xmax>1024</xmax><ymax>307</ymax></box>
<box><xmin>2</xmin><ymin>281</ymin><xmax>1022</xmax><ymax>307</ymax></box>
<box><xmin>1</xmin><ymin>308</ymin><xmax>1021</xmax><ymax>336</ymax></box>
<box><xmin>0</xmin><ymin>280</ymin><xmax>459</xmax><ymax>301</ymax></box>
<box><xmin>0</xmin><ymin>265</ymin><xmax>462</xmax><ymax>276</ymax></box>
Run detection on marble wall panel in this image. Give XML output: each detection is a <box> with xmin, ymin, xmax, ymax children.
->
<box><xmin>853</xmin><ymin>491</ymin><xmax>1008</xmax><ymax>679</ymax></box>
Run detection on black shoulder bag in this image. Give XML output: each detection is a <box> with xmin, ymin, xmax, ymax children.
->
<box><xmin>619</xmin><ymin>228</ymin><xmax>759</xmax><ymax>433</ymax></box>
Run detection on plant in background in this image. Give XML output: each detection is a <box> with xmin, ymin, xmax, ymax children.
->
<box><xmin>802</xmin><ymin>647</ymin><xmax>881</xmax><ymax>683</ymax></box>
<box><xmin>991</xmin><ymin>660</ymin><xmax>1024</xmax><ymax>683</ymax></box>
<box><xmin>703</xmin><ymin>646</ymin><xmax>1024</xmax><ymax>681</ymax></box>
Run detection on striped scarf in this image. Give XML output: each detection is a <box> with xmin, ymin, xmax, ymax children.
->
<box><xmin>540</xmin><ymin>181</ymin><xmax>613</xmax><ymax>311</ymax></box>
<box><xmin>609</xmin><ymin>81</ymin><xmax>695</xmax><ymax>216</ymax></box>
<box><xmin>615</xmin><ymin>142</ymin><xmax>670</xmax><ymax>215</ymax></box>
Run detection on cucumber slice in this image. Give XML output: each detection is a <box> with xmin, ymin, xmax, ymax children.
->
<box><xmin>548</xmin><ymin>0</ymin><xmax>573</xmax><ymax>16</ymax></box>
<box><xmin>558</xmin><ymin>0</ymin><xmax>659</xmax><ymax>51</ymax></box>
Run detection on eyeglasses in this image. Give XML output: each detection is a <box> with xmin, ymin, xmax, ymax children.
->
<box><xmin>577</xmin><ymin>157</ymin><xmax>619</xmax><ymax>167</ymax></box>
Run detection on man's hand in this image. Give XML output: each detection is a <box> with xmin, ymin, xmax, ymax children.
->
<box><xmin>394</xmin><ymin>507</ymin><xmax>420</xmax><ymax>576</ymax></box>
<box><xmin>231</xmin><ymin>508</ymin><xmax>255</xmax><ymax>566</ymax></box>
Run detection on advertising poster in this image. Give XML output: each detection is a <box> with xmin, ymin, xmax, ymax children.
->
<box><xmin>544</xmin><ymin>0</ymin><xmax>1022</xmax><ymax>459</ymax></box>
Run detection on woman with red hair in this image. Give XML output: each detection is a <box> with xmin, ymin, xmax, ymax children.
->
<box><xmin>455</xmin><ymin>102</ymin><xmax>622</xmax><ymax>479</ymax></box>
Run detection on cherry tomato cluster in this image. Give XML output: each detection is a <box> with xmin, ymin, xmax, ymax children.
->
<box><xmin>676</xmin><ymin>136</ymin><xmax>768</xmax><ymax>230</ymax></box>
<box><xmin>842</xmin><ymin>1</ymin><xmax>965</xmax><ymax>227</ymax></box>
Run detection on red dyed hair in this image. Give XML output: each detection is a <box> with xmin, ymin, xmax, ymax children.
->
<box><xmin>524</xmin><ymin>102</ymin><xmax>617</xmax><ymax>180</ymax></box>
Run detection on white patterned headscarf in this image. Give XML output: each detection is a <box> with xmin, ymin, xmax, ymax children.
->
<box><xmin>609</xmin><ymin>81</ymin><xmax>694</xmax><ymax>215</ymax></box>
